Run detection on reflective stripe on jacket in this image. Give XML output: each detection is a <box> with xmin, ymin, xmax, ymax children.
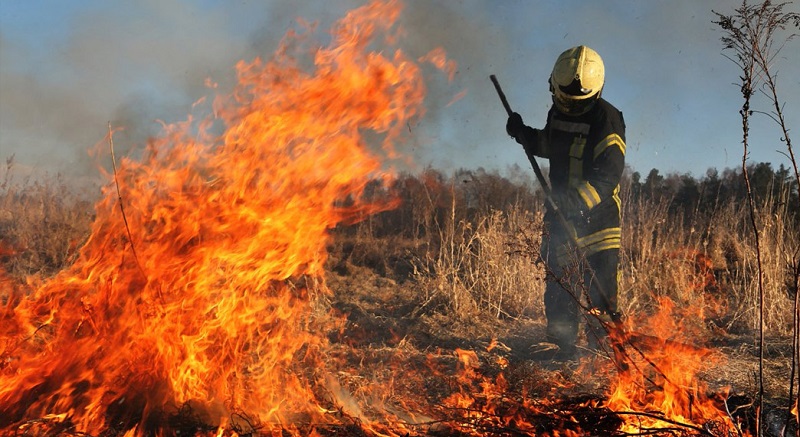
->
<box><xmin>519</xmin><ymin>98</ymin><xmax>626</xmax><ymax>257</ymax></box>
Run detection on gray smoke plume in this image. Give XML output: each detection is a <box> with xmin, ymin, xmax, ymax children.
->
<box><xmin>1</xmin><ymin>0</ymin><xmax>798</xmax><ymax>183</ymax></box>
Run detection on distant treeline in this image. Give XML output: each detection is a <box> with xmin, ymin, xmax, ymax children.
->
<box><xmin>630</xmin><ymin>162</ymin><xmax>799</xmax><ymax>225</ymax></box>
<box><xmin>355</xmin><ymin>161</ymin><xmax>799</xmax><ymax>239</ymax></box>
<box><xmin>1</xmin><ymin>161</ymin><xmax>797</xmax><ymax>279</ymax></box>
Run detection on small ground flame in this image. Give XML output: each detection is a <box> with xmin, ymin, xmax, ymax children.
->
<box><xmin>603</xmin><ymin>296</ymin><xmax>748</xmax><ymax>435</ymax></box>
<box><xmin>420</xmin><ymin>296</ymin><xmax>753</xmax><ymax>437</ymax></box>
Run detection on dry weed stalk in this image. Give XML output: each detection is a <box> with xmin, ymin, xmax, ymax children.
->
<box><xmin>715</xmin><ymin>0</ymin><xmax>799</xmax><ymax>432</ymax></box>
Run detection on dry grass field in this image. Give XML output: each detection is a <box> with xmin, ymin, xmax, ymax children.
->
<box><xmin>1</xmin><ymin>163</ymin><xmax>797</xmax><ymax>436</ymax></box>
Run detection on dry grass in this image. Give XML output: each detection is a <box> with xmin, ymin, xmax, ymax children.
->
<box><xmin>4</xmin><ymin>163</ymin><xmax>795</xmax><ymax>338</ymax></box>
<box><xmin>1</xmin><ymin>163</ymin><xmax>796</xmax><ymax>340</ymax></box>
<box><xmin>1</xmin><ymin>164</ymin><xmax>796</xmax><ymax>433</ymax></box>
<box><xmin>618</xmin><ymin>178</ymin><xmax>798</xmax><ymax>338</ymax></box>
<box><xmin>410</xmin><ymin>203</ymin><xmax>546</xmax><ymax>320</ymax></box>
<box><xmin>0</xmin><ymin>164</ymin><xmax>95</xmax><ymax>279</ymax></box>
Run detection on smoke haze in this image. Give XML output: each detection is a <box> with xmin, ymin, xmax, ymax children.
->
<box><xmin>1</xmin><ymin>0</ymin><xmax>798</xmax><ymax>183</ymax></box>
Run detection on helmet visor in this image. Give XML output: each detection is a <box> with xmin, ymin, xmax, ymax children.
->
<box><xmin>553</xmin><ymin>91</ymin><xmax>599</xmax><ymax>116</ymax></box>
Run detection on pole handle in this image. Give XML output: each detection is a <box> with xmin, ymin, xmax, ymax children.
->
<box><xmin>489</xmin><ymin>74</ymin><xmax>513</xmax><ymax>116</ymax></box>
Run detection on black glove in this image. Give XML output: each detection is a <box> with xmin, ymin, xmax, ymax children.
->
<box><xmin>505</xmin><ymin>112</ymin><xmax>525</xmax><ymax>140</ymax></box>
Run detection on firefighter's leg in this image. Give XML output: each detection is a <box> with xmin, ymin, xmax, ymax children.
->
<box><xmin>544</xmin><ymin>275</ymin><xmax>579</xmax><ymax>355</ymax></box>
<box><xmin>541</xmin><ymin>229</ymin><xmax>579</xmax><ymax>356</ymax></box>
<box><xmin>584</xmin><ymin>248</ymin><xmax>620</xmax><ymax>350</ymax></box>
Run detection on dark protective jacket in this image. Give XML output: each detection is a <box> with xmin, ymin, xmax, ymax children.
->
<box><xmin>515</xmin><ymin>98</ymin><xmax>626</xmax><ymax>259</ymax></box>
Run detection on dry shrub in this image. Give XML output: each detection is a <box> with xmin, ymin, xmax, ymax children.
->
<box><xmin>706</xmin><ymin>193</ymin><xmax>798</xmax><ymax>335</ymax></box>
<box><xmin>619</xmin><ymin>199</ymin><xmax>726</xmax><ymax>339</ymax></box>
<box><xmin>328</xmin><ymin>220</ymin><xmax>421</xmax><ymax>281</ymax></box>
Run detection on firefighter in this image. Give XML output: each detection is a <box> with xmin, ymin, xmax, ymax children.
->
<box><xmin>505</xmin><ymin>45</ymin><xmax>626</xmax><ymax>360</ymax></box>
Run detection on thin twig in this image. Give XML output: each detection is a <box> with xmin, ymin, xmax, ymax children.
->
<box><xmin>107</xmin><ymin>123</ymin><xmax>151</xmax><ymax>292</ymax></box>
<box><xmin>723</xmin><ymin>393</ymin><xmax>747</xmax><ymax>437</ymax></box>
<box><xmin>612</xmin><ymin>411</ymin><xmax>716</xmax><ymax>436</ymax></box>
<box><xmin>1</xmin><ymin>320</ymin><xmax>52</xmax><ymax>361</ymax></box>
<box><xmin>791</xmin><ymin>258</ymin><xmax>800</xmax><ymax>433</ymax></box>
<box><xmin>739</xmin><ymin>45</ymin><xmax>766</xmax><ymax>437</ymax></box>
<box><xmin>747</xmin><ymin>7</ymin><xmax>800</xmax><ymax>431</ymax></box>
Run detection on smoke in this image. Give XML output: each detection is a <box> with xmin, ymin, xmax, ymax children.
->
<box><xmin>0</xmin><ymin>0</ymin><xmax>499</xmax><ymax>181</ymax></box>
<box><xmin>1</xmin><ymin>0</ymin><xmax>798</xmax><ymax>182</ymax></box>
<box><xmin>398</xmin><ymin>0</ymin><xmax>506</xmax><ymax>170</ymax></box>
<box><xmin>0</xmin><ymin>0</ymin><xmax>260</xmax><ymax>181</ymax></box>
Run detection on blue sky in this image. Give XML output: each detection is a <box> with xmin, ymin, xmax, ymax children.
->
<box><xmin>1</xmin><ymin>0</ymin><xmax>798</xmax><ymax>183</ymax></box>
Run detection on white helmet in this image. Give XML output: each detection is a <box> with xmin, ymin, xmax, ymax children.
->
<box><xmin>549</xmin><ymin>45</ymin><xmax>605</xmax><ymax>116</ymax></box>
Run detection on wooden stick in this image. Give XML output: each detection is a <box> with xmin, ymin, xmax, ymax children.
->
<box><xmin>107</xmin><ymin>123</ymin><xmax>153</xmax><ymax>297</ymax></box>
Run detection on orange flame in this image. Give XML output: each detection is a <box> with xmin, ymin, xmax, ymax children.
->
<box><xmin>427</xmin><ymin>295</ymin><xmax>753</xmax><ymax>436</ymax></box>
<box><xmin>604</xmin><ymin>296</ymin><xmax>748</xmax><ymax>435</ymax></box>
<box><xmin>0</xmin><ymin>1</ymin><xmax>448</xmax><ymax>434</ymax></box>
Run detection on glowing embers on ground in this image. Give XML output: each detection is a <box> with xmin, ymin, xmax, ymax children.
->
<box><xmin>0</xmin><ymin>0</ymin><xmax>446</xmax><ymax>435</ymax></box>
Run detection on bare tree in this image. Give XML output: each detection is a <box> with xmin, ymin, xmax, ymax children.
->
<box><xmin>714</xmin><ymin>1</ymin><xmax>799</xmax><ymax>435</ymax></box>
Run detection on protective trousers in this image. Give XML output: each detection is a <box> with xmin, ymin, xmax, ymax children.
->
<box><xmin>541</xmin><ymin>223</ymin><xmax>619</xmax><ymax>352</ymax></box>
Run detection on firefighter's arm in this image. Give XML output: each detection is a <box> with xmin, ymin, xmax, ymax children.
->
<box><xmin>578</xmin><ymin>133</ymin><xmax>626</xmax><ymax>210</ymax></box>
<box><xmin>506</xmin><ymin>112</ymin><xmax>549</xmax><ymax>158</ymax></box>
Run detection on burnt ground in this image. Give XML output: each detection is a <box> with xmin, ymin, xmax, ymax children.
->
<box><xmin>324</xmin><ymin>258</ymin><xmax>798</xmax><ymax>437</ymax></box>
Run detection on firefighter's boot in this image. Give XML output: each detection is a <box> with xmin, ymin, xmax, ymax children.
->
<box><xmin>586</xmin><ymin>308</ymin><xmax>619</xmax><ymax>353</ymax></box>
